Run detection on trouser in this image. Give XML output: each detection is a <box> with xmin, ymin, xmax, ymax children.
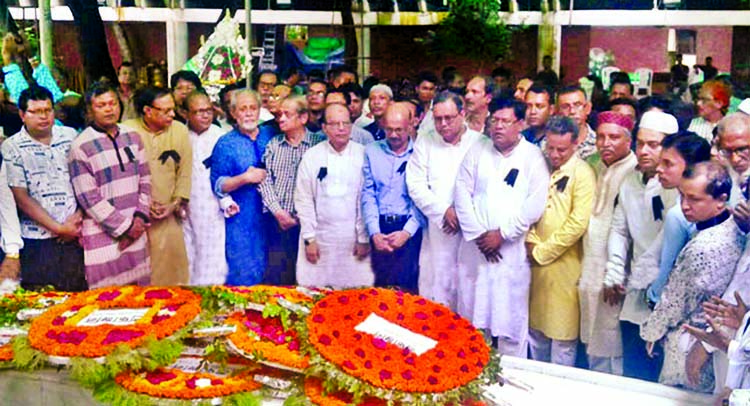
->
<box><xmin>528</xmin><ymin>328</ymin><xmax>578</xmax><ymax>367</ymax></box>
<box><xmin>370</xmin><ymin>216</ymin><xmax>421</xmax><ymax>293</ymax></box>
<box><xmin>588</xmin><ymin>354</ymin><xmax>623</xmax><ymax>375</ymax></box>
<box><xmin>263</xmin><ymin>213</ymin><xmax>299</xmax><ymax>286</ymax></box>
<box><xmin>21</xmin><ymin>238</ymin><xmax>87</xmax><ymax>292</ymax></box>
<box><xmin>621</xmin><ymin>320</ymin><xmax>663</xmax><ymax>382</ymax></box>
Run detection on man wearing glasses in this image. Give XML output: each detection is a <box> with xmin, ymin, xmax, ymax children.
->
<box><xmin>454</xmin><ymin>96</ymin><xmax>549</xmax><ymax>356</ymax></box>
<box><xmin>2</xmin><ymin>85</ymin><xmax>86</xmax><ymax>291</ymax></box>
<box><xmin>557</xmin><ymin>85</ymin><xmax>598</xmax><ymax>161</ymax></box>
<box><xmin>182</xmin><ymin>91</ymin><xmax>228</xmax><ymax>286</ymax></box>
<box><xmin>260</xmin><ymin>96</ymin><xmax>325</xmax><ymax>285</ymax></box>
<box><xmin>407</xmin><ymin>91</ymin><xmax>482</xmax><ymax>310</ymax></box>
<box><xmin>295</xmin><ymin>104</ymin><xmax>372</xmax><ymax>288</ymax></box>
<box><xmin>124</xmin><ymin>87</ymin><xmax>192</xmax><ymax>286</ymax></box>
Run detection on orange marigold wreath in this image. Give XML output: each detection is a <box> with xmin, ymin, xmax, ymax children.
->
<box><xmin>115</xmin><ymin>357</ymin><xmax>262</xmax><ymax>400</ymax></box>
<box><xmin>304</xmin><ymin>377</ymin><xmax>390</xmax><ymax>406</ymax></box>
<box><xmin>225</xmin><ymin>309</ymin><xmax>308</xmax><ymax>371</ymax></box>
<box><xmin>28</xmin><ymin>286</ymin><xmax>201</xmax><ymax>358</ymax></box>
<box><xmin>306</xmin><ymin>288</ymin><xmax>490</xmax><ymax>394</ymax></box>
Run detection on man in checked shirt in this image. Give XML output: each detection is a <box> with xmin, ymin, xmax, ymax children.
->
<box><xmin>259</xmin><ymin>95</ymin><xmax>325</xmax><ymax>285</ymax></box>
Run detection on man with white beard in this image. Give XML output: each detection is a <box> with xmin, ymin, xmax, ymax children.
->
<box><xmin>454</xmin><ymin>96</ymin><xmax>549</xmax><ymax>355</ymax></box>
<box><xmin>406</xmin><ymin>91</ymin><xmax>482</xmax><ymax>308</ymax></box>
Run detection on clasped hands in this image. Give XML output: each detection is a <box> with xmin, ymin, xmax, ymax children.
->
<box><xmin>372</xmin><ymin>231</ymin><xmax>411</xmax><ymax>253</ymax></box>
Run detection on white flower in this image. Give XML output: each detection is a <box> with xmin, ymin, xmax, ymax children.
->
<box><xmin>195</xmin><ymin>378</ymin><xmax>212</xmax><ymax>388</ymax></box>
<box><xmin>208</xmin><ymin>70</ymin><xmax>222</xmax><ymax>83</ymax></box>
<box><xmin>211</xmin><ymin>54</ymin><xmax>225</xmax><ymax>66</ymax></box>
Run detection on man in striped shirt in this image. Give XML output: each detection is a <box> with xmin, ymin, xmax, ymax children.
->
<box><xmin>259</xmin><ymin>96</ymin><xmax>325</xmax><ymax>285</ymax></box>
<box><xmin>68</xmin><ymin>81</ymin><xmax>152</xmax><ymax>288</ymax></box>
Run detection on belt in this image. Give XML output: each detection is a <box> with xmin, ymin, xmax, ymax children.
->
<box><xmin>380</xmin><ymin>214</ymin><xmax>409</xmax><ymax>223</ymax></box>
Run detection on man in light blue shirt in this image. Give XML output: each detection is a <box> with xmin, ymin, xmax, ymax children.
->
<box><xmin>361</xmin><ymin>104</ymin><xmax>423</xmax><ymax>292</ymax></box>
<box><xmin>646</xmin><ymin>133</ymin><xmax>713</xmax><ymax>304</ymax></box>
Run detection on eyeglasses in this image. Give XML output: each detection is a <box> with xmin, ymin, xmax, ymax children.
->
<box><xmin>190</xmin><ymin>108</ymin><xmax>213</xmax><ymax>115</ymax></box>
<box><xmin>308</xmin><ymin>91</ymin><xmax>326</xmax><ymax>97</ymax></box>
<box><xmin>489</xmin><ymin>117</ymin><xmax>518</xmax><ymax>128</ymax></box>
<box><xmin>149</xmin><ymin>105</ymin><xmax>175</xmax><ymax>115</ymax></box>
<box><xmin>325</xmin><ymin>121</ymin><xmax>352</xmax><ymax>130</ymax></box>
<box><xmin>719</xmin><ymin>145</ymin><xmax>750</xmax><ymax>159</ymax></box>
<box><xmin>558</xmin><ymin>102</ymin><xmax>586</xmax><ymax>114</ymax></box>
<box><xmin>25</xmin><ymin>108</ymin><xmax>53</xmax><ymax>116</ymax></box>
<box><xmin>434</xmin><ymin>114</ymin><xmax>459</xmax><ymax>125</ymax></box>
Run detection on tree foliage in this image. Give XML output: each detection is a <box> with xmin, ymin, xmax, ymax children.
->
<box><xmin>417</xmin><ymin>0</ymin><xmax>517</xmax><ymax>64</ymax></box>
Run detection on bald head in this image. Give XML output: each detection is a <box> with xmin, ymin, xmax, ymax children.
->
<box><xmin>717</xmin><ymin>113</ymin><xmax>750</xmax><ymax>174</ymax></box>
<box><xmin>383</xmin><ymin>104</ymin><xmax>411</xmax><ymax>152</ymax></box>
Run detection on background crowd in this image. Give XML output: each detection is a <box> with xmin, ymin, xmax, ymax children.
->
<box><xmin>1</xmin><ymin>55</ymin><xmax>750</xmax><ymax>403</ymax></box>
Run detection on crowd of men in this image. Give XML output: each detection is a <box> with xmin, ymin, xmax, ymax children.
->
<box><xmin>3</xmin><ymin>61</ymin><xmax>750</xmax><ymax>402</ymax></box>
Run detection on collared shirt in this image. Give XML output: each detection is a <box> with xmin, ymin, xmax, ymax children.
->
<box><xmin>577</xmin><ymin>124</ymin><xmax>598</xmax><ymax>161</ymax></box>
<box><xmin>259</xmin><ymin>130</ymin><xmax>326</xmax><ymax>214</ymax></box>
<box><xmin>361</xmin><ymin>139</ymin><xmax>422</xmax><ymax>237</ymax></box>
<box><xmin>0</xmin><ymin>159</ymin><xmax>22</xmax><ymax>255</ymax></box>
<box><xmin>364</xmin><ymin>120</ymin><xmax>386</xmax><ymax>141</ymax></box>
<box><xmin>522</xmin><ymin>127</ymin><xmax>545</xmax><ymax>148</ymax></box>
<box><xmin>2</xmin><ymin>126</ymin><xmax>78</xmax><ymax>239</ymax></box>
<box><xmin>688</xmin><ymin>116</ymin><xmax>719</xmax><ymax>143</ymax></box>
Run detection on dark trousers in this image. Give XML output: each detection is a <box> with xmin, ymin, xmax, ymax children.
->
<box><xmin>262</xmin><ymin>213</ymin><xmax>300</xmax><ymax>286</ymax></box>
<box><xmin>371</xmin><ymin>216</ymin><xmax>421</xmax><ymax>293</ymax></box>
<box><xmin>20</xmin><ymin>238</ymin><xmax>87</xmax><ymax>292</ymax></box>
<box><xmin>621</xmin><ymin>320</ymin><xmax>663</xmax><ymax>382</ymax></box>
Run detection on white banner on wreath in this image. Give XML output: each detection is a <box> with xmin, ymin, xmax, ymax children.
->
<box><xmin>77</xmin><ymin>308</ymin><xmax>150</xmax><ymax>327</ymax></box>
<box><xmin>354</xmin><ymin>313</ymin><xmax>438</xmax><ymax>356</ymax></box>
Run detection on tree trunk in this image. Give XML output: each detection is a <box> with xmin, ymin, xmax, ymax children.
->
<box><xmin>338</xmin><ymin>0</ymin><xmax>358</xmax><ymax>67</ymax></box>
<box><xmin>68</xmin><ymin>0</ymin><xmax>117</xmax><ymax>85</ymax></box>
<box><xmin>0</xmin><ymin>0</ymin><xmax>20</xmax><ymax>35</ymax></box>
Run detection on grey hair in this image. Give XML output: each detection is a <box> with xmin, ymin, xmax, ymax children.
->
<box><xmin>716</xmin><ymin>112</ymin><xmax>750</xmax><ymax>140</ymax></box>
<box><xmin>229</xmin><ymin>89</ymin><xmax>260</xmax><ymax>111</ymax></box>
<box><xmin>544</xmin><ymin>115</ymin><xmax>580</xmax><ymax>142</ymax></box>
<box><xmin>433</xmin><ymin>90</ymin><xmax>464</xmax><ymax>112</ymax></box>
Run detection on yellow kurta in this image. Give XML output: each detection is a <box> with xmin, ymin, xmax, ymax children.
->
<box><xmin>124</xmin><ymin>119</ymin><xmax>192</xmax><ymax>286</ymax></box>
<box><xmin>527</xmin><ymin>155</ymin><xmax>596</xmax><ymax>340</ymax></box>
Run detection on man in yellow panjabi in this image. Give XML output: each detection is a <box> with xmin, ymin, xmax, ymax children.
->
<box><xmin>526</xmin><ymin>116</ymin><xmax>595</xmax><ymax>366</ymax></box>
<box><xmin>124</xmin><ymin>87</ymin><xmax>192</xmax><ymax>285</ymax></box>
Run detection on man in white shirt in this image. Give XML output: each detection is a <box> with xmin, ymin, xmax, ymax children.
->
<box><xmin>182</xmin><ymin>91</ymin><xmax>228</xmax><ymax>285</ymax></box>
<box><xmin>295</xmin><ymin>104</ymin><xmax>372</xmax><ymax>288</ymax></box>
<box><xmin>3</xmin><ymin>85</ymin><xmax>86</xmax><ymax>291</ymax></box>
<box><xmin>599</xmin><ymin>111</ymin><xmax>680</xmax><ymax>381</ymax></box>
<box><xmin>406</xmin><ymin>91</ymin><xmax>482</xmax><ymax>309</ymax></box>
<box><xmin>454</xmin><ymin>96</ymin><xmax>549</xmax><ymax>356</ymax></box>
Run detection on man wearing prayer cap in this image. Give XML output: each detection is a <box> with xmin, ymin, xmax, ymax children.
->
<box><xmin>595</xmin><ymin>110</ymin><xmax>680</xmax><ymax>381</ymax></box>
<box><xmin>364</xmin><ymin>84</ymin><xmax>394</xmax><ymax>141</ymax></box>
<box><xmin>578</xmin><ymin>111</ymin><xmax>637</xmax><ymax>375</ymax></box>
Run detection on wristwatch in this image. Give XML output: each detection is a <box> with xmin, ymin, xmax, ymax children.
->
<box><xmin>304</xmin><ymin>238</ymin><xmax>316</xmax><ymax>246</ymax></box>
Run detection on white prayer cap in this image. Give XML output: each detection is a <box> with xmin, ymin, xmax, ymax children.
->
<box><xmin>369</xmin><ymin>84</ymin><xmax>393</xmax><ymax>99</ymax></box>
<box><xmin>738</xmin><ymin>98</ymin><xmax>750</xmax><ymax>115</ymax></box>
<box><xmin>639</xmin><ymin>110</ymin><xmax>679</xmax><ymax>135</ymax></box>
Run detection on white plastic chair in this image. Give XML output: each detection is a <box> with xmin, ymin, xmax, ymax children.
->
<box><xmin>601</xmin><ymin>66</ymin><xmax>621</xmax><ymax>93</ymax></box>
<box><xmin>634</xmin><ymin>67</ymin><xmax>653</xmax><ymax>98</ymax></box>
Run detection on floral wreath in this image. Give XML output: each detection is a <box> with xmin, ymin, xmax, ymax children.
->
<box><xmin>115</xmin><ymin>356</ymin><xmax>262</xmax><ymax>401</ymax></box>
<box><xmin>0</xmin><ymin>290</ymin><xmax>70</xmax><ymax>362</ymax></box>
<box><xmin>304</xmin><ymin>376</ymin><xmax>389</xmax><ymax>406</ymax></box>
<box><xmin>303</xmin><ymin>288</ymin><xmax>496</xmax><ymax>405</ymax></box>
<box><xmin>225</xmin><ymin>308</ymin><xmax>308</xmax><ymax>372</ymax></box>
<box><xmin>28</xmin><ymin>286</ymin><xmax>201</xmax><ymax>359</ymax></box>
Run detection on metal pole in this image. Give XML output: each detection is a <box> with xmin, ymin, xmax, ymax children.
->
<box><xmin>246</xmin><ymin>0</ymin><xmax>252</xmax><ymax>89</ymax></box>
<box><xmin>39</xmin><ymin>0</ymin><xmax>54</xmax><ymax>68</ymax></box>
